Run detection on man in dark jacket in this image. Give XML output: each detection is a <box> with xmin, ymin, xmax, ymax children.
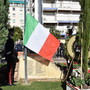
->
<box><xmin>5</xmin><ymin>28</ymin><xmax>18</xmax><ymax>85</ymax></box>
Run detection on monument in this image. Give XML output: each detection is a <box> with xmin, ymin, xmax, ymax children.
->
<box><xmin>16</xmin><ymin>53</ymin><xmax>63</xmax><ymax>81</ymax></box>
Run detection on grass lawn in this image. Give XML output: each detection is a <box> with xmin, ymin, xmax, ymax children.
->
<box><xmin>0</xmin><ymin>81</ymin><xmax>65</xmax><ymax>90</ymax></box>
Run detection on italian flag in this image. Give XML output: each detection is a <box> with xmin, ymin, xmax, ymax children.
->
<box><xmin>24</xmin><ymin>14</ymin><xmax>60</xmax><ymax>61</ymax></box>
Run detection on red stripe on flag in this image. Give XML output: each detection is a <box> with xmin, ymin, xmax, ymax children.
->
<box><xmin>38</xmin><ymin>33</ymin><xmax>60</xmax><ymax>61</ymax></box>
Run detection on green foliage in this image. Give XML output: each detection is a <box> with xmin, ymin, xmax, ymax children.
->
<box><xmin>85</xmin><ymin>73</ymin><xmax>90</xmax><ymax>86</ymax></box>
<box><xmin>50</xmin><ymin>27</ymin><xmax>61</xmax><ymax>39</ymax></box>
<box><xmin>70</xmin><ymin>76</ymin><xmax>85</xmax><ymax>86</ymax></box>
<box><xmin>0</xmin><ymin>63</ymin><xmax>6</xmax><ymax>67</ymax></box>
<box><xmin>13</xmin><ymin>27</ymin><xmax>23</xmax><ymax>42</ymax></box>
<box><xmin>0</xmin><ymin>0</ymin><xmax>9</xmax><ymax>58</ymax></box>
<box><xmin>79</xmin><ymin>0</ymin><xmax>90</xmax><ymax>77</ymax></box>
<box><xmin>73</xmin><ymin>64</ymin><xmax>80</xmax><ymax>69</ymax></box>
<box><xmin>0</xmin><ymin>0</ymin><xmax>9</xmax><ymax>26</ymax></box>
<box><xmin>88</xmin><ymin>59</ymin><xmax>90</xmax><ymax>68</ymax></box>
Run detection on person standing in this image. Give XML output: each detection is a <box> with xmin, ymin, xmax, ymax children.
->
<box><xmin>5</xmin><ymin>28</ymin><xmax>18</xmax><ymax>85</ymax></box>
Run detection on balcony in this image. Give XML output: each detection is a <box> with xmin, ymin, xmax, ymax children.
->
<box><xmin>43</xmin><ymin>15</ymin><xmax>57</xmax><ymax>23</ymax></box>
<box><xmin>43</xmin><ymin>3</ymin><xmax>57</xmax><ymax>11</ymax></box>
<box><xmin>58</xmin><ymin>2</ymin><xmax>81</xmax><ymax>11</ymax></box>
<box><xmin>43</xmin><ymin>2</ymin><xmax>81</xmax><ymax>12</ymax></box>
<box><xmin>43</xmin><ymin>15</ymin><xmax>79</xmax><ymax>24</ymax></box>
<box><xmin>57</xmin><ymin>15</ymin><xmax>79</xmax><ymax>22</ymax></box>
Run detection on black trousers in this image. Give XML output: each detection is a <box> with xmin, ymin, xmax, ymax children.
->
<box><xmin>7</xmin><ymin>61</ymin><xmax>16</xmax><ymax>85</ymax></box>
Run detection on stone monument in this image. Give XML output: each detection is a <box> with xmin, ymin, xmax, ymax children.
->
<box><xmin>17</xmin><ymin>53</ymin><xmax>63</xmax><ymax>81</ymax></box>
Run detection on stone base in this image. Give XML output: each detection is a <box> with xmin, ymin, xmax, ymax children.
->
<box><xmin>17</xmin><ymin>54</ymin><xmax>64</xmax><ymax>81</ymax></box>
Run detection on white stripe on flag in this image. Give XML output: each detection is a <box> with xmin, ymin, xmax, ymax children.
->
<box><xmin>26</xmin><ymin>23</ymin><xmax>50</xmax><ymax>53</ymax></box>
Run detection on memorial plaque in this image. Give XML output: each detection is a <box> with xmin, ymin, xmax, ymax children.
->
<box><xmin>18</xmin><ymin>55</ymin><xmax>64</xmax><ymax>80</ymax></box>
<box><xmin>36</xmin><ymin>62</ymin><xmax>46</xmax><ymax>76</ymax></box>
<box><xmin>27</xmin><ymin>60</ymin><xmax>36</xmax><ymax>76</ymax></box>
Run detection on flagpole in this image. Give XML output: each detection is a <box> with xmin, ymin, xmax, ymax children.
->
<box><xmin>24</xmin><ymin>0</ymin><xmax>28</xmax><ymax>84</ymax></box>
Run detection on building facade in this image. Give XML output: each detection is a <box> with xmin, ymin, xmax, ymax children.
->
<box><xmin>9</xmin><ymin>0</ymin><xmax>81</xmax><ymax>35</ymax></box>
<box><xmin>30</xmin><ymin>0</ymin><xmax>81</xmax><ymax>35</ymax></box>
<box><xmin>43</xmin><ymin>0</ymin><xmax>81</xmax><ymax>35</ymax></box>
<box><xmin>9</xmin><ymin>0</ymin><xmax>30</xmax><ymax>31</ymax></box>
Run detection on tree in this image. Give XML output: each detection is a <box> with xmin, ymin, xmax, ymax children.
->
<box><xmin>0</xmin><ymin>0</ymin><xmax>9</xmax><ymax>58</ymax></box>
<box><xmin>79</xmin><ymin>0</ymin><xmax>90</xmax><ymax>77</ymax></box>
<box><xmin>13</xmin><ymin>27</ymin><xmax>23</xmax><ymax>42</ymax></box>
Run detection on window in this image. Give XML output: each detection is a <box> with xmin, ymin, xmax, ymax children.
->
<box><xmin>27</xmin><ymin>9</ymin><xmax>30</xmax><ymax>11</ymax></box>
<box><xmin>13</xmin><ymin>19</ymin><xmax>15</xmax><ymax>23</ymax></box>
<box><xmin>13</xmin><ymin>13</ymin><xmax>15</xmax><ymax>17</ymax></box>
<box><xmin>21</xmin><ymin>26</ymin><xmax>24</xmax><ymax>30</ymax></box>
<box><xmin>13</xmin><ymin>7</ymin><xmax>15</xmax><ymax>11</ymax></box>
<box><xmin>20</xmin><ymin>8</ymin><xmax>23</xmax><ymax>11</ymax></box>
<box><xmin>20</xmin><ymin>19</ymin><xmax>23</xmax><ymax>24</ymax></box>
<box><xmin>20</xmin><ymin>13</ymin><xmax>23</xmax><ymax>17</ymax></box>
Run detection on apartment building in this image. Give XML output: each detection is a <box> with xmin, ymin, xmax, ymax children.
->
<box><xmin>9</xmin><ymin>0</ymin><xmax>81</xmax><ymax>35</ymax></box>
<box><xmin>43</xmin><ymin>0</ymin><xmax>81</xmax><ymax>35</ymax></box>
<box><xmin>30</xmin><ymin>0</ymin><xmax>81</xmax><ymax>35</ymax></box>
<box><xmin>9</xmin><ymin>0</ymin><xmax>30</xmax><ymax>31</ymax></box>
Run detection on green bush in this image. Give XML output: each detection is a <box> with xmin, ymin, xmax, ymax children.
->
<box><xmin>73</xmin><ymin>64</ymin><xmax>80</xmax><ymax>69</ymax></box>
<box><xmin>70</xmin><ymin>76</ymin><xmax>85</xmax><ymax>87</ymax></box>
<box><xmin>85</xmin><ymin>73</ymin><xmax>90</xmax><ymax>86</ymax></box>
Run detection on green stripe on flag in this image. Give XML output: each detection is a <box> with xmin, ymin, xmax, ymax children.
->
<box><xmin>24</xmin><ymin>13</ymin><xmax>38</xmax><ymax>45</ymax></box>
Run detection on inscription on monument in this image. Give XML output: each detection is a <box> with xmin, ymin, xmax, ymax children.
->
<box><xmin>27</xmin><ymin>60</ymin><xmax>36</xmax><ymax>76</ymax></box>
<box><xmin>36</xmin><ymin>62</ymin><xmax>46</xmax><ymax>76</ymax></box>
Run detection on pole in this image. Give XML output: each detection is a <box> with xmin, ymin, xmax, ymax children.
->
<box><xmin>24</xmin><ymin>0</ymin><xmax>28</xmax><ymax>84</ymax></box>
